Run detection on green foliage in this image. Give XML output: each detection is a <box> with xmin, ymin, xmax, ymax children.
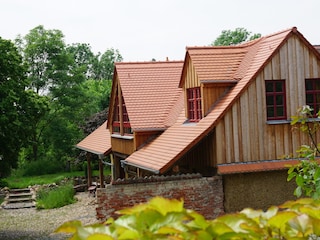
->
<box><xmin>56</xmin><ymin>197</ymin><xmax>320</xmax><ymax>239</ymax></box>
<box><xmin>0</xmin><ymin>179</ymin><xmax>8</xmax><ymax>188</ymax></box>
<box><xmin>36</xmin><ymin>183</ymin><xmax>76</xmax><ymax>209</ymax></box>
<box><xmin>212</xmin><ymin>27</ymin><xmax>261</xmax><ymax>46</ymax></box>
<box><xmin>289</xmin><ymin>105</ymin><xmax>320</xmax><ymax>199</ymax></box>
<box><xmin>0</xmin><ymin>37</ymin><xmax>32</xmax><ymax>177</ymax></box>
<box><xmin>20</xmin><ymin>159</ymin><xmax>64</xmax><ymax>177</ymax></box>
<box><xmin>5</xmin><ymin>170</ymin><xmax>109</xmax><ymax>189</ymax></box>
<box><xmin>12</xmin><ymin>25</ymin><xmax>117</xmax><ymax>171</ymax></box>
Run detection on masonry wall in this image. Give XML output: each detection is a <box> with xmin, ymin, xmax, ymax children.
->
<box><xmin>223</xmin><ymin>170</ymin><xmax>297</xmax><ymax>212</ymax></box>
<box><xmin>96</xmin><ymin>174</ymin><xmax>224</xmax><ymax>221</ymax></box>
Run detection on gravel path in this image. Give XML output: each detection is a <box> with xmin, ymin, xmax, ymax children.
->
<box><xmin>0</xmin><ymin>192</ymin><xmax>100</xmax><ymax>240</ymax></box>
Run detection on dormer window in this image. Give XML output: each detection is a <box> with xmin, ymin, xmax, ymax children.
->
<box><xmin>305</xmin><ymin>78</ymin><xmax>320</xmax><ymax>117</ymax></box>
<box><xmin>187</xmin><ymin>87</ymin><xmax>202</xmax><ymax>122</ymax></box>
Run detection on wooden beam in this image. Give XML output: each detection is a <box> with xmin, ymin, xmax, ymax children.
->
<box><xmin>86</xmin><ymin>153</ymin><xmax>92</xmax><ymax>188</ymax></box>
<box><xmin>99</xmin><ymin>157</ymin><xmax>104</xmax><ymax>188</ymax></box>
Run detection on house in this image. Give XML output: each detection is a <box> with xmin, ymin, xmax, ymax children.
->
<box><xmin>79</xmin><ymin>27</ymin><xmax>320</xmax><ymax>213</ymax></box>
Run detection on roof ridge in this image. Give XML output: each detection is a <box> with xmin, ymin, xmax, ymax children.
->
<box><xmin>115</xmin><ymin>60</ymin><xmax>184</xmax><ymax>66</ymax></box>
<box><xmin>261</xmin><ymin>26</ymin><xmax>296</xmax><ymax>39</ymax></box>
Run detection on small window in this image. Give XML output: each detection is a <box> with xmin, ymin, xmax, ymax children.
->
<box><xmin>187</xmin><ymin>87</ymin><xmax>202</xmax><ymax>122</ymax></box>
<box><xmin>305</xmin><ymin>79</ymin><xmax>320</xmax><ymax>116</ymax></box>
<box><xmin>112</xmin><ymin>94</ymin><xmax>120</xmax><ymax>133</ymax></box>
<box><xmin>265</xmin><ymin>80</ymin><xmax>286</xmax><ymax>120</ymax></box>
<box><xmin>112</xmin><ymin>90</ymin><xmax>132</xmax><ymax>135</ymax></box>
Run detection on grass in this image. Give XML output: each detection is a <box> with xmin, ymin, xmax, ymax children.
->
<box><xmin>36</xmin><ymin>183</ymin><xmax>76</xmax><ymax>209</ymax></box>
<box><xmin>5</xmin><ymin>169</ymin><xmax>110</xmax><ymax>189</ymax></box>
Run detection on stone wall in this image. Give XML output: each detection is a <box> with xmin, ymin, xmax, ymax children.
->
<box><xmin>223</xmin><ymin>170</ymin><xmax>297</xmax><ymax>212</ymax></box>
<box><xmin>96</xmin><ymin>174</ymin><xmax>224</xmax><ymax>221</ymax></box>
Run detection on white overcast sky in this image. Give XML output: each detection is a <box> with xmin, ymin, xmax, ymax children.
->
<box><xmin>1</xmin><ymin>0</ymin><xmax>319</xmax><ymax>62</ymax></box>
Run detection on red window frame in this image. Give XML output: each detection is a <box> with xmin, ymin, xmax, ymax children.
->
<box><xmin>187</xmin><ymin>87</ymin><xmax>202</xmax><ymax>122</ymax></box>
<box><xmin>305</xmin><ymin>78</ymin><xmax>320</xmax><ymax>117</ymax></box>
<box><xmin>265</xmin><ymin>80</ymin><xmax>287</xmax><ymax>121</ymax></box>
<box><xmin>112</xmin><ymin>94</ymin><xmax>120</xmax><ymax>133</ymax></box>
<box><xmin>112</xmin><ymin>91</ymin><xmax>132</xmax><ymax>135</ymax></box>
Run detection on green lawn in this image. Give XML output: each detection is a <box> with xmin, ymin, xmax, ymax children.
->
<box><xmin>5</xmin><ymin>169</ymin><xmax>110</xmax><ymax>189</ymax></box>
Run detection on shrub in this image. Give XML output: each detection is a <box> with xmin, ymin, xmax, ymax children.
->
<box><xmin>56</xmin><ymin>197</ymin><xmax>320</xmax><ymax>239</ymax></box>
<box><xmin>0</xmin><ymin>179</ymin><xmax>8</xmax><ymax>188</ymax></box>
<box><xmin>36</xmin><ymin>183</ymin><xmax>75</xmax><ymax>209</ymax></box>
<box><xmin>22</xmin><ymin>159</ymin><xmax>64</xmax><ymax>176</ymax></box>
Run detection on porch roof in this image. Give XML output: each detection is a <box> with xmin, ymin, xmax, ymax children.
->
<box><xmin>76</xmin><ymin>121</ymin><xmax>111</xmax><ymax>156</ymax></box>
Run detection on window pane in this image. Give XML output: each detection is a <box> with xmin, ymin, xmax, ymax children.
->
<box><xmin>306</xmin><ymin>80</ymin><xmax>313</xmax><ymax>90</ymax></box>
<box><xmin>266</xmin><ymin>95</ymin><xmax>274</xmax><ymax>105</ymax></box>
<box><xmin>276</xmin><ymin>107</ymin><xmax>284</xmax><ymax>117</ymax></box>
<box><xmin>315</xmin><ymin>81</ymin><xmax>320</xmax><ymax>90</ymax></box>
<box><xmin>306</xmin><ymin>94</ymin><xmax>313</xmax><ymax>104</ymax></box>
<box><xmin>276</xmin><ymin>95</ymin><xmax>283</xmax><ymax>105</ymax></box>
<box><xmin>265</xmin><ymin>82</ymin><xmax>273</xmax><ymax>92</ymax></box>
<box><xmin>267</xmin><ymin>107</ymin><xmax>274</xmax><ymax>117</ymax></box>
<box><xmin>275</xmin><ymin>82</ymin><xmax>283</xmax><ymax>92</ymax></box>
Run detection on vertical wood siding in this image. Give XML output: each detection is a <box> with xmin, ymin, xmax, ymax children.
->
<box><xmin>111</xmin><ymin>137</ymin><xmax>134</xmax><ymax>155</ymax></box>
<box><xmin>203</xmin><ymin>84</ymin><xmax>233</xmax><ymax>116</ymax></box>
<box><xmin>215</xmin><ymin>36</ymin><xmax>320</xmax><ymax>164</ymax></box>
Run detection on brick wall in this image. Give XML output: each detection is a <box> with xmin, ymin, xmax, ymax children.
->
<box><xmin>96</xmin><ymin>174</ymin><xmax>224</xmax><ymax>221</ymax></box>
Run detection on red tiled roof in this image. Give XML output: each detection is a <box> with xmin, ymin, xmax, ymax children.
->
<box><xmin>124</xmin><ymin>27</ymin><xmax>310</xmax><ymax>174</ymax></box>
<box><xmin>114</xmin><ymin>61</ymin><xmax>184</xmax><ymax>131</ymax></box>
<box><xmin>76</xmin><ymin>121</ymin><xmax>111</xmax><ymax>156</ymax></box>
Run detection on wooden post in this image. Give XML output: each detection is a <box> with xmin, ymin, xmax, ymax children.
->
<box><xmin>110</xmin><ymin>154</ymin><xmax>115</xmax><ymax>181</ymax></box>
<box><xmin>99</xmin><ymin>157</ymin><xmax>104</xmax><ymax>188</ymax></box>
<box><xmin>86</xmin><ymin>153</ymin><xmax>92</xmax><ymax>188</ymax></box>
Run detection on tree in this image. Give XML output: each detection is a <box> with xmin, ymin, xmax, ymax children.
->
<box><xmin>212</xmin><ymin>27</ymin><xmax>261</xmax><ymax>46</ymax></box>
<box><xmin>21</xmin><ymin>25</ymin><xmax>69</xmax><ymax>94</ymax></box>
<box><xmin>66</xmin><ymin>43</ymin><xmax>97</xmax><ymax>79</ymax></box>
<box><xmin>14</xmin><ymin>25</ymin><xmax>118</xmax><ymax>172</ymax></box>
<box><xmin>94</xmin><ymin>48</ymin><xmax>123</xmax><ymax>80</ymax></box>
<box><xmin>0</xmin><ymin>37</ymin><xmax>31</xmax><ymax>177</ymax></box>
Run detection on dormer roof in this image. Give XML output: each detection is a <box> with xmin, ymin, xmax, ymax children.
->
<box><xmin>108</xmin><ymin>61</ymin><xmax>184</xmax><ymax>131</ymax></box>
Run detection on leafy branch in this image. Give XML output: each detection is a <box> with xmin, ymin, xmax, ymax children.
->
<box><xmin>288</xmin><ymin>105</ymin><xmax>320</xmax><ymax>199</ymax></box>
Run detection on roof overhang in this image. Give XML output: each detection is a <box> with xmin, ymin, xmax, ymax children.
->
<box><xmin>76</xmin><ymin>121</ymin><xmax>111</xmax><ymax>157</ymax></box>
<box><xmin>121</xmin><ymin>160</ymin><xmax>160</xmax><ymax>174</ymax></box>
<box><xmin>200</xmin><ymin>79</ymin><xmax>239</xmax><ymax>84</ymax></box>
<box><xmin>217</xmin><ymin>159</ymin><xmax>320</xmax><ymax>175</ymax></box>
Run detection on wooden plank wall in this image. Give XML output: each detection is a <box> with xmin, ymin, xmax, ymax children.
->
<box><xmin>111</xmin><ymin>138</ymin><xmax>134</xmax><ymax>155</ymax></box>
<box><xmin>203</xmin><ymin>84</ymin><xmax>233</xmax><ymax>116</ymax></box>
<box><xmin>215</xmin><ymin>36</ymin><xmax>320</xmax><ymax>164</ymax></box>
<box><xmin>134</xmin><ymin>131</ymin><xmax>162</xmax><ymax>150</ymax></box>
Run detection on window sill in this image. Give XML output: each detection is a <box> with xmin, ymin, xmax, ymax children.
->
<box><xmin>266</xmin><ymin>120</ymin><xmax>291</xmax><ymax>125</ymax></box>
<box><xmin>111</xmin><ymin>134</ymin><xmax>134</xmax><ymax>140</ymax></box>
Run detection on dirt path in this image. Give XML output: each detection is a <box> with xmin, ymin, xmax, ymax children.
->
<box><xmin>0</xmin><ymin>192</ymin><xmax>99</xmax><ymax>240</ymax></box>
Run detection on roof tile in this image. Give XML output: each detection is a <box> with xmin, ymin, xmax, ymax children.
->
<box><xmin>76</xmin><ymin>121</ymin><xmax>111</xmax><ymax>156</ymax></box>
<box><xmin>116</xmin><ymin>61</ymin><xmax>184</xmax><ymax>131</ymax></box>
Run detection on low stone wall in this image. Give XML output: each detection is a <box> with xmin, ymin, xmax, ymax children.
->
<box><xmin>96</xmin><ymin>174</ymin><xmax>224</xmax><ymax>221</ymax></box>
<box><xmin>223</xmin><ymin>170</ymin><xmax>297</xmax><ymax>212</ymax></box>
